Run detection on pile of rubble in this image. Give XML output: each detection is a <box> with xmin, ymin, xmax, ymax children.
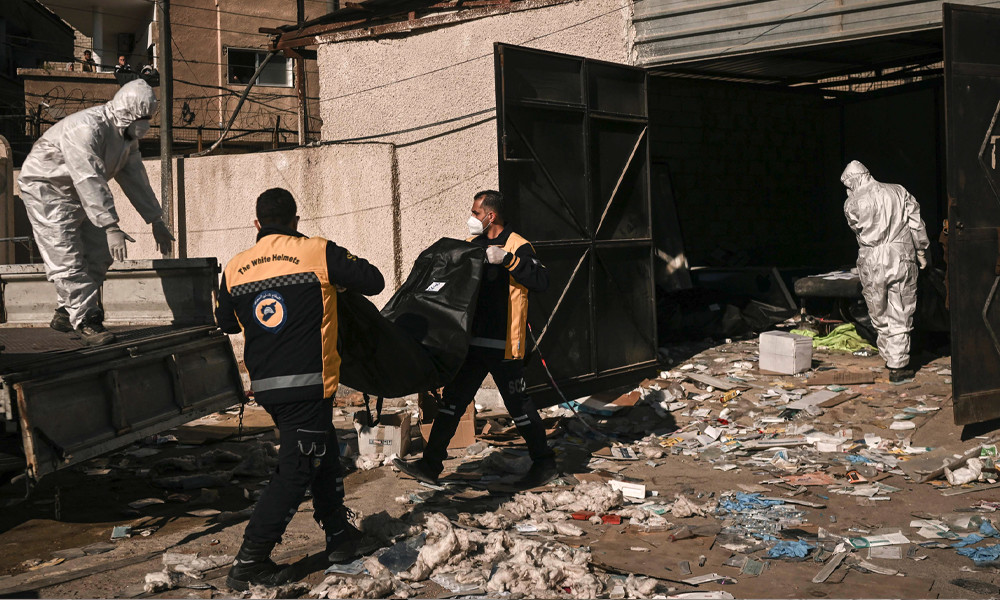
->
<box><xmin>314</xmin><ymin>482</ymin><xmax>664</xmax><ymax>598</ymax></box>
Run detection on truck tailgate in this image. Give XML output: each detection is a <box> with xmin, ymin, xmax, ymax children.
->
<box><xmin>0</xmin><ymin>258</ymin><xmax>246</xmax><ymax>481</ymax></box>
<box><xmin>5</xmin><ymin>326</ymin><xmax>244</xmax><ymax>480</ymax></box>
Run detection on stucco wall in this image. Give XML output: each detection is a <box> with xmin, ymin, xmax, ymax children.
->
<box><xmin>14</xmin><ymin>143</ymin><xmax>399</xmax><ymax>307</ymax></box>
<box><xmin>120</xmin><ymin>144</ymin><xmax>398</xmax><ymax>306</ymax></box>
<box><xmin>316</xmin><ymin>0</ymin><xmax>635</xmax><ymax>268</ymax></box>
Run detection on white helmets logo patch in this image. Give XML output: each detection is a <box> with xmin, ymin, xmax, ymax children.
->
<box><xmin>253</xmin><ymin>290</ymin><xmax>287</xmax><ymax>333</ymax></box>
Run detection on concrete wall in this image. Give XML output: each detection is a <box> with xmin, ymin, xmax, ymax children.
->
<box><xmin>14</xmin><ymin>143</ymin><xmax>400</xmax><ymax>307</ymax></box>
<box><xmin>316</xmin><ymin>0</ymin><xmax>636</xmax><ymax>269</ymax></box>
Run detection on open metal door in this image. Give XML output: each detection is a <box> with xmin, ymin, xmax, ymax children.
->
<box><xmin>495</xmin><ymin>43</ymin><xmax>657</xmax><ymax>405</ymax></box>
<box><xmin>945</xmin><ymin>3</ymin><xmax>1000</xmax><ymax>425</ymax></box>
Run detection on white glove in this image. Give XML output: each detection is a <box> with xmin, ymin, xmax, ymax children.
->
<box><xmin>916</xmin><ymin>250</ymin><xmax>928</xmax><ymax>270</ymax></box>
<box><xmin>486</xmin><ymin>245</ymin><xmax>509</xmax><ymax>265</ymax></box>
<box><xmin>106</xmin><ymin>225</ymin><xmax>136</xmax><ymax>262</ymax></box>
<box><xmin>152</xmin><ymin>220</ymin><xmax>175</xmax><ymax>255</ymax></box>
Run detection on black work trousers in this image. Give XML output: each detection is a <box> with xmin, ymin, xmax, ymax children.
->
<box><xmin>423</xmin><ymin>346</ymin><xmax>553</xmax><ymax>475</ymax></box>
<box><xmin>243</xmin><ymin>399</ymin><xmax>344</xmax><ymax>545</ymax></box>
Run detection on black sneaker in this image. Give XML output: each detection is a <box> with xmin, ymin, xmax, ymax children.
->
<box><xmin>225</xmin><ymin>540</ymin><xmax>291</xmax><ymax>592</ymax></box>
<box><xmin>50</xmin><ymin>307</ymin><xmax>72</xmax><ymax>333</ymax></box>
<box><xmin>392</xmin><ymin>457</ymin><xmax>439</xmax><ymax>485</ymax></box>
<box><xmin>76</xmin><ymin>312</ymin><xmax>115</xmax><ymax>347</ymax></box>
<box><xmin>513</xmin><ymin>457</ymin><xmax>560</xmax><ymax>489</ymax></box>
<box><xmin>323</xmin><ymin>507</ymin><xmax>382</xmax><ymax>563</ymax></box>
<box><xmin>889</xmin><ymin>366</ymin><xmax>915</xmax><ymax>383</ymax></box>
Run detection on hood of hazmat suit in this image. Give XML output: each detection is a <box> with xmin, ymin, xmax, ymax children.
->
<box><xmin>840</xmin><ymin>159</ymin><xmax>872</xmax><ymax>191</ymax></box>
<box><xmin>841</xmin><ymin>160</ymin><xmax>928</xmax><ymax>250</ymax></box>
<box><xmin>840</xmin><ymin>159</ymin><xmax>930</xmax><ymax>370</ymax></box>
<box><xmin>18</xmin><ymin>79</ymin><xmax>163</xmax><ymax>230</ymax></box>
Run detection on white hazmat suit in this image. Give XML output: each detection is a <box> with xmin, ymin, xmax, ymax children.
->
<box><xmin>841</xmin><ymin>160</ymin><xmax>929</xmax><ymax>371</ymax></box>
<box><xmin>18</xmin><ymin>79</ymin><xmax>168</xmax><ymax>330</ymax></box>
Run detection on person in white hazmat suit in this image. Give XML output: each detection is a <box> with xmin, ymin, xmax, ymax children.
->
<box><xmin>841</xmin><ymin>160</ymin><xmax>929</xmax><ymax>382</ymax></box>
<box><xmin>18</xmin><ymin>79</ymin><xmax>174</xmax><ymax>347</ymax></box>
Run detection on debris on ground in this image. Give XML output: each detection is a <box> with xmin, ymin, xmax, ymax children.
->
<box><xmin>14</xmin><ymin>310</ymin><xmax>997</xmax><ymax>599</ymax></box>
<box><xmin>142</xmin><ymin>553</ymin><xmax>233</xmax><ymax>593</ymax></box>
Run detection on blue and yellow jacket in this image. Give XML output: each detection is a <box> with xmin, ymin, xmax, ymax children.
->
<box><xmin>215</xmin><ymin>225</ymin><xmax>384</xmax><ymax>404</ymax></box>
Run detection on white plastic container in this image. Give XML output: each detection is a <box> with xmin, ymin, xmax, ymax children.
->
<box><xmin>759</xmin><ymin>331</ymin><xmax>813</xmax><ymax>374</ymax></box>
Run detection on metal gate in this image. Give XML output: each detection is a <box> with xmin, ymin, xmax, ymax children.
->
<box><xmin>494</xmin><ymin>43</ymin><xmax>657</xmax><ymax>404</ymax></box>
<box><xmin>945</xmin><ymin>4</ymin><xmax>1000</xmax><ymax>425</ymax></box>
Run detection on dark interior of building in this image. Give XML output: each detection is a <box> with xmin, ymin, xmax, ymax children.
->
<box><xmin>648</xmin><ymin>29</ymin><xmax>946</xmax><ymax>274</ymax></box>
<box><xmin>640</xmin><ymin>30</ymin><xmax>949</xmax><ymax>347</ymax></box>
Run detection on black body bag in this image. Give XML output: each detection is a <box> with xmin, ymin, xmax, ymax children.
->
<box><xmin>337</xmin><ymin>238</ymin><xmax>485</xmax><ymax>401</ymax></box>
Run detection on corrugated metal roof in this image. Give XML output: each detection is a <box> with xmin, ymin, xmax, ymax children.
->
<box><xmin>649</xmin><ymin>29</ymin><xmax>942</xmax><ymax>85</ymax></box>
<box><xmin>634</xmin><ymin>0</ymin><xmax>1000</xmax><ymax>80</ymax></box>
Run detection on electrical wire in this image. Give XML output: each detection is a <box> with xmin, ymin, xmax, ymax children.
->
<box><xmin>38</xmin><ymin>0</ymin><xmax>270</xmax><ymax>37</ymax></box>
<box><xmin>171</xmin><ymin>77</ymin><xmax>309</xmax><ymax>117</ymax></box>
<box><xmin>167</xmin><ymin>53</ymin><xmax>295</xmax><ymax>68</ymax></box>
<box><xmin>715</xmin><ymin>0</ymin><xmax>830</xmax><ymax>57</ymax></box>
<box><xmin>21</xmin><ymin>0</ymin><xmax>640</xmax><ymax>157</ymax></box>
<box><xmin>190</xmin><ymin>49</ymin><xmax>278</xmax><ymax>157</ymax></box>
<box><xmin>0</xmin><ymin>37</ymin><xmax>114</xmax><ymax>69</ymax></box>
<box><xmin>170</xmin><ymin>33</ymin><xmax>209</xmax><ymax>90</ymax></box>
<box><xmin>135</xmin><ymin>0</ymin><xmax>300</xmax><ymax>24</ymax></box>
<box><xmin>394</xmin><ymin>115</ymin><xmax>493</xmax><ymax>147</ymax></box>
<box><xmin>320</xmin><ymin>106</ymin><xmax>494</xmax><ymax>144</ymax></box>
<box><xmin>5</xmin><ymin>34</ymin><xmax>96</xmax><ymax>51</ymax></box>
<box><xmin>526</xmin><ymin>322</ymin><xmax>608</xmax><ymax>441</ymax></box>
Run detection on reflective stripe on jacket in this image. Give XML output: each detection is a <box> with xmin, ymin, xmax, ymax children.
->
<box><xmin>222</xmin><ymin>232</ymin><xmax>339</xmax><ymax>403</ymax></box>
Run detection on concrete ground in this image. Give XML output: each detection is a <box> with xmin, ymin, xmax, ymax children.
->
<box><xmin>0</xmin><ymin>339</ymin><xmax>998</xmax><ymax>599</ymax></box>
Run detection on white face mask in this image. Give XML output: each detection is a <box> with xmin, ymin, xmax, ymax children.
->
<box><xmin>127</xmin><ymin>119</ymin><xmax>151</xmax><ymax>140</ymax></box>
<box><xmin>468</xmin><ymin>214</ymin><xmax>490</xmax><ymax>236</ymax></box>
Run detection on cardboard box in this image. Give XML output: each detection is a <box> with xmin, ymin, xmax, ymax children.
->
<box><xmin>419</xmin><ymin>400</ymin><xmax>476</xmax><ymax>450</ymax></box>
<box><xmin>356</xmin><ymin>411</ymin><xmax>411</xmax><ymax>457</ymax></box>
<box><xmin>759</xmin><ymin>331</ymin><xmax>813</xmax><ymax>374</ymax></box>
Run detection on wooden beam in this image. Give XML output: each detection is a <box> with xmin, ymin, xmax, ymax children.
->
<box><xmin>276</xmin><ymin>0</ymin><xmax>571</xmax><ymax>48</ymax></box>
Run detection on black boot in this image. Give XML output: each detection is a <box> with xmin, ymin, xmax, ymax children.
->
<box><xmin>889</xmin><ymin>365</ymin><xmax>915</xmax><ymax>383</ymax></box>
<box><xmin>392</xmin><ymin>457</ymin><xmax>439</xmax><ymax>485</ymax></box>
<box><xmin>324</xmin><ymin>507</ymin><xmax>381</xmax><ymax>563</ymax></box>
<box><xmin>76</xmin><ymin>310</ymin><xmax>115</xmax><ymax>347</ymax></box>
<box><xmin>226</xmin><ymin>539</ymin><xmax>289</xmax><ymax>591</ymax></box>
<box><xmin>513</xmin><ymin>457</ymin><xmax>560</xmax><ymax>489</ymax></box>
<box><xmin>50</xmin><ymin>307</ymin><xmax>72</xmax><ymax>333</ymax></box>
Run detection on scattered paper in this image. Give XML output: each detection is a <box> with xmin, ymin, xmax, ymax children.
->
<box><xmin>848</xmin><ymin>532</ymin><xmax>910</xmax><ymax>548</ymax></box>
<box><xmin>609</xmin><ymin>480</ymin><xmax>646</xmax><ymax>500</ymax></box>
<box><xmin>682</xmin><ymin>573</ymin><xmax>735</xmax><ymax>585</ymax></box>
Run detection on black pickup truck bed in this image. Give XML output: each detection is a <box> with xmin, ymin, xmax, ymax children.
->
<box><xmin>1</xmin><ymin>324</ymin><xmax>191</xmax><ymax>371</ymax></box>
<box><xmin>0</xmin><ymin>259</ymin><xmax>245</xmax><ymax>482</ymax></box>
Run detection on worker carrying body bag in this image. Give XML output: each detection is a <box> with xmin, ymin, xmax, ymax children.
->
<box><xmin>336</xmin><ymin>238</ymin><xmax>485</xmax><ymax>423</ymax></box>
